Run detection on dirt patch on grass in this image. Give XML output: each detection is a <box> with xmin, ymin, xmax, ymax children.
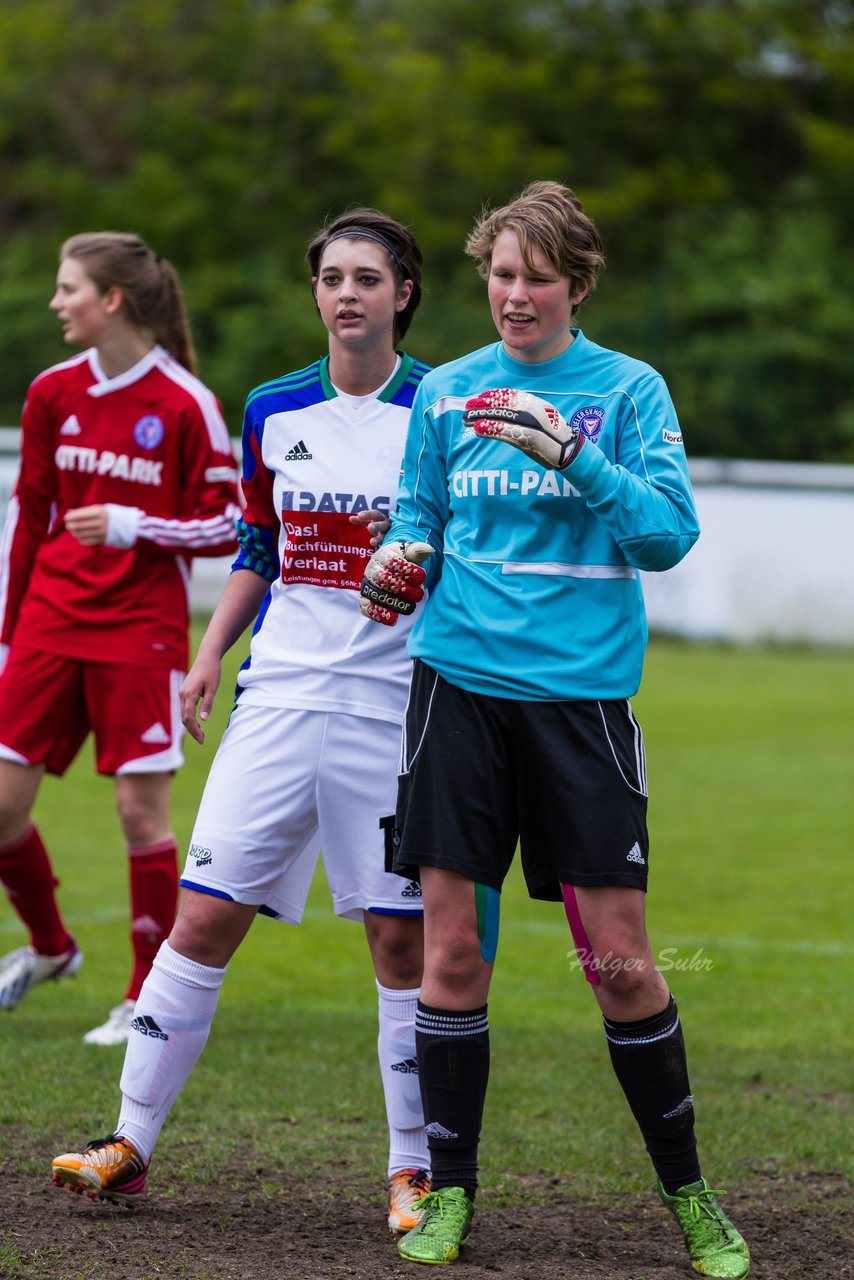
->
<box><xmin>2</xmin><ymin>1165</ymin><xmax>850</xmax><ymax>1279</ymax></box>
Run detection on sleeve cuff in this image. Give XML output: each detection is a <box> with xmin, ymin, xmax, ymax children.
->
<box><xmin>104</xmin><ymin>504</ymin><xmax>144</xmax><ymax>549</ymax></box>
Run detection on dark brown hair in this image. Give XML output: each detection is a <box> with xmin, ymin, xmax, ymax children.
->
<box><xmin>306</xmin><ymin>208</ymin><xmax>423</xmax><ymax>344</ymax></box>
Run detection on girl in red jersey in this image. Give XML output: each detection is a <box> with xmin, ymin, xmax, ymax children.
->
<box><xmin>0</xmin><ymin>232</ymin><xmax>241</xmax><ymax>1044</ymax></box>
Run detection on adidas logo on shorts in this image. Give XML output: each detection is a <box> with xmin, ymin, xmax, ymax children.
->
<box><xmin>284</xmin><ymin>438</ymin><xmax>312</xmax><ymax>460</ymax></box>
<box><xmin>130</xmin><ymin>1015</ymin><xmax>169</xmax><ymax>1041</ymax></box>
<box><xmin>391</xmin><ymin>1058</ymin><xmax>419</xmax><ymax>1074</ymax></box>
<box><xmin>140</xmin><ymin>722</ymin><xmax>170</xmax><ymax>745</ymax></box>
<box><xmin>626</xmin><ymin>842</ymin><xmax>646</xmax><ymax>865</ymax></box>
<box><xmin>401</xmin><ymin>880</ymin><xmax>422</xmax><ymax>898</ymax></box>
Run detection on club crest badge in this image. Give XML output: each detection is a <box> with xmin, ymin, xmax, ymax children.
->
<box><xmin>570</xmin><ymin>406</ymin><xmax>605</xmax><ymax>442</ymax></box>
<box><xmin>133</xmin><ymin>414</ymin><xmax>165</xmax><ymax>449</ymax></box>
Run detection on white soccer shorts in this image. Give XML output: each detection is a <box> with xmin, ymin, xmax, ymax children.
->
<box><xmin>179</xmin><ymin>701</ymin><xmax>423</xmax><ymax>923</ymax></box>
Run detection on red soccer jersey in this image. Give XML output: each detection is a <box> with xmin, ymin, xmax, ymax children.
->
<box><xmin>0</xmin><ymin>346</ymin><xmax>241</xmax><ymax>668</ymax></box>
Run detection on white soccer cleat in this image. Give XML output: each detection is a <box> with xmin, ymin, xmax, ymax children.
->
<box><xmin>0</xmin><ymin>941</ymin><xmax>83</xmax><ymax>1011</ymax></box>
<box><xmin>83</xmin><ymin>998</ymin><xmax>136</xmax><ymax>1046</ymax></box>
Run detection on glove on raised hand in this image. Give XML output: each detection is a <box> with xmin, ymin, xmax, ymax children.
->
<box><xmin>463</xmin><ymin>388</ymin><xmax>583</xmax><ymax>471</ymax></box>
<box><xmin>359</xmin><ymin>541</ymin><xmax>434</xmax><ymax>626</ymax></box>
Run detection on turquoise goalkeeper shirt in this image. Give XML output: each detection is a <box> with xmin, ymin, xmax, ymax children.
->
<box><xmin>387</xmin><ymin>330</ymin><xmax>699</xmax><ymax>701</ymax></box>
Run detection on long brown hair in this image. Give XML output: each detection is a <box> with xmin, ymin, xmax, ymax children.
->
<box><xmin>60</xmin><ymin>232</ymin><xmax>197</xmax><ymax>373</ymax></box>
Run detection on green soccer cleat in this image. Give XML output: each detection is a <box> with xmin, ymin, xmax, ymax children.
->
<box><xmin>397</xmin><ymin>1186</ymin><xmax>474</xmax><ymax>1265</ymax></box>
<box><xmin>659</xmin><ymin>1178</ymin><xmax>750</xmax><ymax>1278</ymax></box>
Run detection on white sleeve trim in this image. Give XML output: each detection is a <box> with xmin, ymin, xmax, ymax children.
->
<box><xmin>104</xmin><ymin>504</ymin><xmax>143</xmax><ymax>548</ymax></box>
<box><xmin>137</xmin><ymin>503</ymin><xmax>242</xmax><ymax>550</ymax></box>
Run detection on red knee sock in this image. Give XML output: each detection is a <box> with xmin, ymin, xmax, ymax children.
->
<box><xmin>0</xmin><ymin>823</ymin><xmax>73</xmax><ymax>956</ymax></box>
<box><xmin>126</xmin><ymin>836</ymin><xmax>179</xmax><ymax>1001</ymax></box>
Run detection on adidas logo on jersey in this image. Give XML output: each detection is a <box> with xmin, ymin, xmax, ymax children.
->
<box><xmin>284</xmin><ymin>439</ymin><xmax>313</xmax><ymax>460</ymax></box>
<box><xmin>424</xmin><ymin>1122</ymin><xmax>459</xmax><ymax>1141</ymax></box>
<box><xmin>140</xmin><ymin>722</ymin><xmax>170</xmax><ymax>745</ymax></box>
<box><xmin>401</xmin><ymin>880</ymin><xmax>422</xmax><ymax>898</ymax></box>
<box><xmin>626</xmin><ymin>842</ymin><xmax>646</xmax><ymax>865</ymax></box>
<box><xmin>391</xmin><ymin>1058</ymin><xmax>419</xmax><ymax>1074</ymax></box>
<box><xmin>130</xmin><ymin>1015</ymin><xmax>168</xmax><ymax>1040</ymax></box>
<box><xmin>59</xmin><ymin>414</ymin><xmax>82</xmax><ymax>435</ymax></box>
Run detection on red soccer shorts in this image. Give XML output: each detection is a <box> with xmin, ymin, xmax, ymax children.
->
<box><xmin>0</xmin><ymin>646</ymin><xmax>184</xmax><ymax>776</ymax></box>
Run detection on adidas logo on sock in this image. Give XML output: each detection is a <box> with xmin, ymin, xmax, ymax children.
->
<box><xmin>663</xmin><ymin>1094</ymin><xmax>694</xmax><ymax>1120</ymax></box>
<box><xmin>391</xmin><ymin>1058</ymin><xmax>419</xmax><ymax>1074</ymax></box>
<box><xmin>130</xmin><ymin>1015</ymin><xmax>169</xmax><ymax>1041</ymax></box>
<box><xmin>401</xmin><ymin>880</ymin><xmax>422</xmax><ymax>898</ymax></box>
<box><xmin>131</xmin><ymin>914</ymin><xmax>163</xmax><ymax>938</ymax></box>
<box><xmin>424</xmin><ymin>1122</ymin><xmax>459</xmax><ymax>1141</ymax></box>
<box><xmin>284</xmin><ymin>439</ymin><xmax>312</xmax><ymax>460</ymax></box>
<box><xmin>626</xmin><ymin>842</ymin><xmax>646</xmax><ymax>865</ymax></box>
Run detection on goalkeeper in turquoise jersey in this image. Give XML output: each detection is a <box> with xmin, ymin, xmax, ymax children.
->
<box><xmin>359</xmin><ymin>181</ymin><xmax>750</xmax><ymax>1279</ymax></box>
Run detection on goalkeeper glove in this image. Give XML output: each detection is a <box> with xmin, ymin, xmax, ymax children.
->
<box><xmin>360</xmin><ymin>541</ymin><xmax>434</xmax><ymax>626</ymax></box>
<box><xmin>463</xmin><ymin>388</ymin><xmax>583</xmax><ymax>470</ymax></box>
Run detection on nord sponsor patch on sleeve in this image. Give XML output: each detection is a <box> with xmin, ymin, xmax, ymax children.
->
<box><xmin>662</xmin><ymin>428</ymin><xmax>683</xmax><ymax>444</ymax></box>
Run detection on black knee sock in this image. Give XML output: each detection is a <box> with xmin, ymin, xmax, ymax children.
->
<box><xmin>604</xmin><ymin>995</ymin><xmax>701</xmax><ymax>1194</ymax></box>
<box><xmin>415</xmin><ymin>1001</ymin><xmax>489</xmax><ymax>1200</ymax></box>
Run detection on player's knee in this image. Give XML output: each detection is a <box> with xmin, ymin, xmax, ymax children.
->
<box><xmin>0</xmin><ymin>760</ymin><xmax>38</xmax><ymax>841</ymax></box>
<box><xmin>428</xmin><ymin>922</ymin><xmax>484</xmax><ymax>994</ymax></box>
<box><xmin>116</xmin><ymin>799</ymin><xmax>160</xmax><ymax>847</ymax></box>
<box><xmin>368</xmin><ymin>914</ymin><xmax>424</xmax><ymax>986</ymax></box>
<box><xmin>592</xmin><ymin>937</ymin><xmax>658</xmax><ymax>1002</ymax></box>
<box><xmin>168</xmin><ymin>891</ymin><xmax>249</xmax><ymax>967</ymax></box>
<box><xmin>0</xmin><ymin>797</ymin><xmax>33</xmax><ymax>843</ymax></box>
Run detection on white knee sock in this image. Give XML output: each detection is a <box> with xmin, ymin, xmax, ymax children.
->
<box><xmin>116</xmin><ymin>940</ymin><xmax>226</xmax><ymax>1162</ymax></box>
<box><xmin>376</xmin><ymin>980</ymin><xmax>429</xmax><ymax>1177</ymax></box>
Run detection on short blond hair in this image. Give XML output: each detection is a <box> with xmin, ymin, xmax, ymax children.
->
<box><xmin>465</xmin><ymin>181</ymin><xmax>604</xmax><ymax>303</ymax></box>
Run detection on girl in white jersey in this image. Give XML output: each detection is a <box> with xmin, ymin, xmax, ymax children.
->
<box><xmin>52</xmin><ymin>209</ymin><xmax>433</xmax><ymax>1236</ymax></box>
<box><xmin>0</xmin><ymin>233</ymin><xmax>240</xmax><ymax>1044</ymax></box>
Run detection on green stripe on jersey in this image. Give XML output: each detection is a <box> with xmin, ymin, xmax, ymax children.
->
<box><xmin>244</xmin><ymin>361</ymin><xmax>325</xmax><ymax>409</ymax></box>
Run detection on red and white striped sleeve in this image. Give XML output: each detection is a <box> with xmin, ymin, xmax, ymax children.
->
<box><xmin>106</xmin><ymin>362</ymin><xmax>242</xmax><ymax>557</ymax></box>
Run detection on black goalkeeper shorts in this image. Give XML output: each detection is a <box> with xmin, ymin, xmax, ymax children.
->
<box><xmin>392</xmin><ymin>659</ymin><xmax>650</xmax><ymax>900</ymax></box>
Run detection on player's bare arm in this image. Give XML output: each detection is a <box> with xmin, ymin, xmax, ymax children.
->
<box><xmin>181</xmin><ymin>569</ymin><xmax>271</xmax><ymax>743</ymax></box>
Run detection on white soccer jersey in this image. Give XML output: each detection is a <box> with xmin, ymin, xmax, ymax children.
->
<box><xmin>233</xmin><ymin>354</ymin><xmax>430</xmax><ymax>722</ymax></box>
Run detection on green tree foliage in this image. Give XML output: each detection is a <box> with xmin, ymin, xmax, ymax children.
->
<box><xmin>0</xmin><ymin>0</ymin><xmax>852</xmax><ymax>459</ymax></box>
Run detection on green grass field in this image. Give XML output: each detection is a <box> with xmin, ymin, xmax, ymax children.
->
<box><xmin>1</xmin><ymin>636</ymin><xmax>852</xmax><ymax>1208</ymax></box>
